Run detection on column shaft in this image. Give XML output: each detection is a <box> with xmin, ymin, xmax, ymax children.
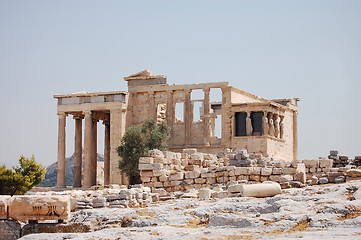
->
<box><xmin>91</xmin><ymin>119</ymin><xmax>97</xmax><ymax>186</ymax></box>
<box><xmin>56</xmin><ymin>113</ymin><xmax>66</xmax><ymax>187</ymax></box>
<box><xmin>184</xmin><ymin>90</ymin><xmax>192</xmax><ymax>145</ymax></box>
<box><xmin>73</xmin><ymin>117</ymin><xmax>82</xmax><ymax>187</ymax></box>
<box><xmin>110</xmin><ymin>108</ymin><xmax>124</xmax><ymax>185</ymax></box>
<box><xmin>203</xmin><ymin>88</ymin><xmax>211</xmax><ymax>146</ymax></box>
<box><xmin>166</xmin><ymin>91</ymin><xmax>174</xmax><ymax>145</ymax></box>
<box><xmin>104</xmin><ymin>121</ymin><xmax>110</xmax><ymax>185</ymax></box>
<box><xmin>83</xmin><ymin>111</ymin><xmax>93</xmax><ymax>187</ymax></box>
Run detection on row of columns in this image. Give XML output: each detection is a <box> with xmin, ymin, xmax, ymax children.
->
<box><xmin>143</xmin><ymin>88</ymin><xmax>214</xmax><ymax>147</ymax></box>
<box><xmin>264</xmin><ymin>112</ymin><xmax>284</xmax><ymax>139</ymax></box>
<box><xmin>56</xmin><ymin>111</ymin><xmax>111</xmax><ymax>188</ymax></box>
<box><xmin>242</xmin><ymin>111</ymin><xmax>284</xmax><ymax>139</ymax></box>
<box><xmin>163</xmin><ymin>88</ymin><xmax>214</xmax><ymax>146</ymax></box>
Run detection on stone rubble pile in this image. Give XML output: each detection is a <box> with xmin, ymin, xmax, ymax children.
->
<box><xmin>13</xmin><ymin>149</ymin><xmax>361</xmax><ymax>218</ymax></box>
<box><xmin>139</xmin><ymin>149</ymin><xmax>361</xmax><ymax>192</ymax></box>
<box><xmin>30</xmin><ymin>185</ymin><xmax>160</xmax><ymax>212</ymax></box>
<box><xmin>354</xmin><ymin>156</ymin><xmax>361</xmax><ymax>167</ymax></box>
<box><xmin>329</xmin><ymin>150</ymin><xmax>351</xmax><ymax>167</ymax></box>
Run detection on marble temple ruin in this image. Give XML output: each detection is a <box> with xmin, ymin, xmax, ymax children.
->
<box><xmin>54</xmin><ymin>70</ymin><xmax>299</xmax><ymax>188</ymax></box>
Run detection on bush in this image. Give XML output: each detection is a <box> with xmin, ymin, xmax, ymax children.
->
<box><xmin>0</xmin><ymin>155</ymin><xmax>45</xmax><ymax>195</ymax></box>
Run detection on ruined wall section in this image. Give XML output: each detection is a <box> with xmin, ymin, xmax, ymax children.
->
<box><xmin>139</xmin><ymin>149</ymin><xmax>357</xmax><ymax>192</ymax></box>
<box><xmin>126</xmin><ymin>79</ymin><xmax>230</xmax><ymax>150</ymax></box>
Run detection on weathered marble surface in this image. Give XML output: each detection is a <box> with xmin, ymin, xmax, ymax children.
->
<box><xmin>9</xmin><ymin>195</ymin><xmax>70</xmax><ymax>222</ymax></box>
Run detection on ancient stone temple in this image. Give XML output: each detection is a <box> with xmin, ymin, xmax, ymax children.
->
<box><xmin>54</xmin><ymin>70</ymin><xmax>299</xmax><ymax>187</ymax></box>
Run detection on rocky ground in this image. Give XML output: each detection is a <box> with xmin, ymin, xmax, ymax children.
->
<box><xmin>20</xmin><ymin>180</ymin><xmax>361</xmax><ymax>240</ymax></box>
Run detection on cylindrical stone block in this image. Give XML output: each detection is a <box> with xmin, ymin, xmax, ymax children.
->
<box><xmin>241</xmin><ymin>182</ymin><xmax>281</xmax><ymax>197</ymax></box>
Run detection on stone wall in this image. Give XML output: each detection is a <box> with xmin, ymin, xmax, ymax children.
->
<box><xmin>139</xmin><ymin>149</ymin><xmax>361</xmax><ymax>192</ymax></box>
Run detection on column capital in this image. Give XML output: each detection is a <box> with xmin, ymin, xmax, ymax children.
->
<box><xmin>83</xmin><ymin>110</ymin><xmax>92</xmax><ymax>115</ymax></box>
<box><xmin>57</xmin><ymin>112</ymin><xmax>67</xmax><ymax>117</ymax></box>
<box><xmin>73</xmin><ymin>114</ymin><xmax>84</xmax><ymax>120</ymax></box>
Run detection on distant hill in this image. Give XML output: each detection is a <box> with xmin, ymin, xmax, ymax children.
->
<box><xmin>39</xmin><ymin>151</ymin><xmax>104</xmax><ymax>187</ymax></box>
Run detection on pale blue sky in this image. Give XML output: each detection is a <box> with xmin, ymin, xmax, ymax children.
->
<box><xmin>0</xmin><ymin>0</ymin><xmax>360</xmax><ymax>168</ymax></box>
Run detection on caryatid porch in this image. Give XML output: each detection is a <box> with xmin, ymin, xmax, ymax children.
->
<box><xmin>54</xmin><ymin>91</ymin><xmax>128</xmax><ymax>188</ymax></box>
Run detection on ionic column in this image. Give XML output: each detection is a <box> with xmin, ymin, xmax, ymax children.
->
<box><xmin>91</xmin><ymin>118</ymin><xmax>98</xmax><ymax>186</ymax></box>
<box><xmin>203</xmin><ymin>88</ymin><xmax>211</xmax><ymax>146</ymax></box>
<box><xmin>56</xmin><ymin>112</ymin><xmax>67</xmax><ymax>188</ymax></box>
<box><xmin>73</xmin><ymin>115</ymin><xmax>83</xmax><ymax>187</ymax></box>
<box><xmin>83</xmin><ymin>111</ymin><xmax>93</xmax><ymax>187</ymax></box>
<box><xmin>103</xmin><ymin>119</ymin><xmax>110</xmax><ymax>186</ymax></box>
<box><xmin>166</xmin><ymin>90</ymin><xmax>174</xmax><ymax>145</ymax></box>
<box><xmin>184</xmin><ymin>89</ymin><xmax>192</xmax><ymax>145</ymax></box>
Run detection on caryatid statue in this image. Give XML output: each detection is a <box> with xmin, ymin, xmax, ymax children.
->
<box><xmin>268</xmin><ymin>118</ymin><xmax>275</xmax><ymax>137</ymax></box>
<box><xmin>279</xmin><ymin>118</ymin><xmax>284</xmax><ymax>139</ymax></box>
<box><xmin>274</xmin><ymin>115</ymin><xmax>280</xmax><ymax>138</ymax></box>
<box><xmin>262</xmin><ymin>113</ymin><xmax>268</xmax><ymax>136</ymax></box>
<box><xmin>246</xmin><ymin>113</ymin><xmax>253</xmax><ymax>136</ymax></box>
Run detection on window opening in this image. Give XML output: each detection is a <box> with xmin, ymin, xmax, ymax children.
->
<box><xmin>214</xmin><ymin>114</ymin><xmax>222</xmax><ymax>138</ymax></box>
<box><xmin>156</xmin><ymin>103</ymin><xmax>167</xmax><ymax>123</ymax></box>
<box><xmin>192</xmin><ymin>101</ymin><xmax>203</xmax><ymax>123</ymax></box>
<box><xmin>210</xmin><ymin>88</ymin><xmax>222</xmax><ymax>103</ymax></box>
<box><xmin>175</xmin><ymin>102</ymin><xmax>184</xmax><ymax>123</ymax></box>
<box><xmin>191</xmin><ymin>89</ymin><xmax>203</xmax><ymax>100</ymax></box>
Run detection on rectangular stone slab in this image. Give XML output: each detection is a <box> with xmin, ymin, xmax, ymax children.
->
<box><xmin>9</xmin><ymin>195</ymin><xmax>70</xmax><ymax>222</ymax></box>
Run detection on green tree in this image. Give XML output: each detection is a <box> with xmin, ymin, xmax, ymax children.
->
<box><xmin>0</xmin><ymin>155</ymin><xmax>45</xmax><ymax>196</ymax></box>
<box><xmin>116</xmin><ymin>126</ymin><xmax>145</xmax><ymax>185</ymax></box>
<box><xmin>117</xmin><ymin>118</ymin><xmax>170</xmax><ymax>185</ymax></box>
<box><xmin>141</xmin><ymin>118</ymin><xmax>170</xmax><ymax>155</ymax></box>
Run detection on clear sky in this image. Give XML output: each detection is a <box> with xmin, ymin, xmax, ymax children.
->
<box><xmin>0</xmin><ymin>0</ymin><xmax>360</xmax><ymax>168</ymax></box>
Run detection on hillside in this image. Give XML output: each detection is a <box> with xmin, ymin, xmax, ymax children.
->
<box><xmin>39</xmin><ymin>152</ymin><xmax>104</xmax><ymax>187</ymax></box>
